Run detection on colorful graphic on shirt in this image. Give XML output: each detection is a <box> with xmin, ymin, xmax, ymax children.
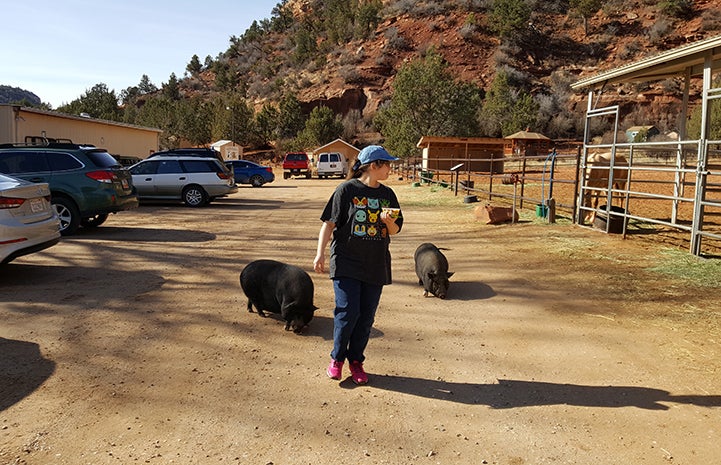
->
<box><xmin>352</xmin><ymin>197</ymin><xmax>389</xmax><ymax>239</ymax></box>
<box><xmin>353</xmin><ymin>224</ymin><xmax>367</xmax><ymax>236</ymax></box>
<box><xmin>367</xmin><ymin>209</ymin><xmax>379</xmax><ymax>223</ymax></box>
<box><xmin>353</xmin><ymin>197</ymin><xmax>368</xmax><ymax>208</ymax></box>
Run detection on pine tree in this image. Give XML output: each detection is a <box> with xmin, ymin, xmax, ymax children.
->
<box><xmin>374</xmin><ymin>50</ymin><xmax>481</xmax><ymax>157</ymax></box>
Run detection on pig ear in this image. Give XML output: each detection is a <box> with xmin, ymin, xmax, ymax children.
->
<box><xmin>447</xmin><ymin>272</ymin><xmax>454</xmax><ymax>278</ymax></box>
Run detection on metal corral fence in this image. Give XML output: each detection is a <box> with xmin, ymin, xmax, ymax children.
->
<box><xmin>396</xmin><ymin>140</ymin><xmax>721</xmax><ymax>257</ymax></box>
<box><xmin>396</xmin><ymin>143</ymin><xmax>582</xmax><ymax>219</ymax></box>
<box><xmin>578</xmin><ymin>139</ymin><xmax>721</xmax><ymax>256</ymax></box>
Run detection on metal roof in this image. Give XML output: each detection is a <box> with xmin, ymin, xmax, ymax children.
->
<box><xmin>417</xmin><ymin>136</ymin><xmax>505</xmax><ymax>148</ymax></box>
<box><xmin>504</xmin><ymin>130</ymin><xmax>550</xmax><ymax>140</ymax></box>
<box><xmin>571</xmin><ymin>34</ymin><xmax>721</xmax><ymax>90</ymax></box>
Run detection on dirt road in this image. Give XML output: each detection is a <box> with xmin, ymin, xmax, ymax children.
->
<box><xmin>1</xmin><ymin>173</ymin><xmax>719</xmax><ymax>464</ymax></box>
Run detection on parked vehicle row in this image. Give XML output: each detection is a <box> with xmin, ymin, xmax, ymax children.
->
<box><xmin>281</xmin><ymin>151</ymin><xmax>350</xmax><ymax>180</ymax></box>
<box><xmin>0</xmin><ymin>139</ymin><xmax>298</xmax><ymax>264</ymax></box>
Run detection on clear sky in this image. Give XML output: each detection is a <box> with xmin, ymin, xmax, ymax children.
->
<box><xmin>2</xmin><ymin>0</ymin><xmax>280</xmax><ymax>108</ymax></box>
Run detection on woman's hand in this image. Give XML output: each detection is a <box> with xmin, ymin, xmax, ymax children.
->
<box><xmin>313</xmin><ymin>252</ymin><xmax>325</xmax><ymax>273</ymax></box>
<box><xmin>380</xmin><ymin>211</ymin><xmax>400</xmax><ymax>235</ymax></box>
<box><xmin>314</xmin><ymin>221</ymin><xmax>334</xmax><ymax>273</ymax></box>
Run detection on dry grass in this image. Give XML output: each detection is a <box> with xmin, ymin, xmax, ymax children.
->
<box><xmin>396</xmin><ymin>180</ymin><xmax>721</xmax><ymax>290</ymax></box>
<box><xmin>647</xmin><ymin>248</ymin><xmax>721</xmax><ymax>288</ymax></box>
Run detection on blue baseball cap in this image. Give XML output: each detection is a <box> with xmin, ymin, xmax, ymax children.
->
<box><xmin>357</xmin><ymin>145</ymin><xmax>398</xmax><ymax>165</ymax></box>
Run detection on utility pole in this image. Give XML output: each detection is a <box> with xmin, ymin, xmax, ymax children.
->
<box><xmin>226</xmin><ymin>105</ymin><xmax>235</xmax><ymax>146</ymax></box>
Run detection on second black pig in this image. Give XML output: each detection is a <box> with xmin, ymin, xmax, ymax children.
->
<box><xmin>414</xmin><ymin>243</ymin><xmax>454</xmax><ymax>299</ymax></box>
<box><xmin>240</xmin><ymin>259</ymin><xmax>317</xmax><ymax>333</ymax></box>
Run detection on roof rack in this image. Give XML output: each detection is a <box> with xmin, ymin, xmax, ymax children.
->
<box><xmin>25</xmin><ymin>136</ymin><xmax>74</xmax><ymax>146</ymax></box>
<box><xmin>0</xmin><ymin>136</ymin><xmax>96</xmax><ymax>150</ymax></box>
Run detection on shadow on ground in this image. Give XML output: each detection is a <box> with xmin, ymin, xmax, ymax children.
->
<box><xmin>0</xmin><ymin>338</ymin><xmax>55</xmax><ymax>412</ymax></box>
<box><xmin>367</xmin><ymin>376</ymin><xmax>721</xmax><ymax>410</ymax></box>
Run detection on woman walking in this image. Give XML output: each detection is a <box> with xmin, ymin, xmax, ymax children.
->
<box><xmin>313</xmin><ymin>145</ymin><xmax>403</xmax><ymax>385</ymax></box>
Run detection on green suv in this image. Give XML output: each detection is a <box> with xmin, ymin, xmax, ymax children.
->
<box><xmin>0</xmin><ymin>138</ymin><xmax>138</xmax><ymax>235</ymax></box>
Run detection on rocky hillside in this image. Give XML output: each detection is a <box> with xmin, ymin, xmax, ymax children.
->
<box><xmin>6</xmin><ymin>1</ymin><xmax>720</xmax><ymax>146</ymax></box>
<box><xmin>0</xmin><ymin>85</ymin><xmax>41</xmax><ymax>106</ymax></box>
<box><xmin>178</xmin><ymin>0</ymin><xmax>720</xmax><ymax>138</ymax></box>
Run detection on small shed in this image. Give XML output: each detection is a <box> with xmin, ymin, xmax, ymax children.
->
<box><xmin>416</xmin><ymin>136</ymin><xmax>505</xmax><ymax>173</ymax></box>
<box><xmin>211</xmin><ymin>140</ymin><xmax>243</xmax><ymax>160</ymax></box>
<box><xmin>312</xmin><ymin>138</ymin><xmax>359</xmax><ymax>164</ymax></box>
<box><xmin>504</xmin><ymin>130</ymin><xmax>553</xmax><ymax>157</ymax></box>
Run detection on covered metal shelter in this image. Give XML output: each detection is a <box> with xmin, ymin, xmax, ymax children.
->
<box><xmin>572</xmin><ymin>34</ymin><xmax>721</xmax><ymax>256</ymax></box>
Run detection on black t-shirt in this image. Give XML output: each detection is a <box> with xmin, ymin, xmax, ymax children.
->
<box><xmin>320</xmin><ymin>178</ymin><xmax>403</xmax><ymax>286</ymax></box>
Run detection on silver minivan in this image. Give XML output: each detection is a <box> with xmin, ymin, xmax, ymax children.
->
<box><xmin>315</xmin><ymin>152</ymin><xmax>348</xmax><ymax>179</ymax></box>
<box><xmin>129</xmin><ymin>156</ymin><xmax>237</xmax><ymax>207</ymax></box>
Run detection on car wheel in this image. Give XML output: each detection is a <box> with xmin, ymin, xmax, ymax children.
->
<box><xmin>182</xmin><ymin>185</ymin><xmax>208</xmax><ymax>207</ymax></box>
<box><xmin>81</xmin><ymin>214</ymin><xmax>109</xmax><ymax>228</ymax></box>
<box><xmin>52</xmin><ymin>197</ymin><xmax>81</xmax><ymax>236</ymax></box>
<box><xmin>250</xmin><ymin>175</ymin><xmax>265</xmax><ymax>187</ymax></box>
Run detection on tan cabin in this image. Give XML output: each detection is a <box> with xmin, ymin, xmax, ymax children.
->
<box><xmin>312</xmin><ymin>138</ymin><xmax>360</xmax><ymax>164</ymax></box>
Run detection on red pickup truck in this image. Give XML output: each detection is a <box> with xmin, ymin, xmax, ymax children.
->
<box><xmin>282</xmin><ymin>152</ymin><xmax>312</xmax><ymax>179</ymax></box>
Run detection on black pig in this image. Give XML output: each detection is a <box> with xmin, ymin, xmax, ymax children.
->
<box><xmin>414</xmin><ymin>243</ymin><xmax>454</xmax><ymax>299</ymax></box>
<box><xmin>240</xmin><ymin>259</ymin><xmax>317</xmax><ymax>333</ymax></box>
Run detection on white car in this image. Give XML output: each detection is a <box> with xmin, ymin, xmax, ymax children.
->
<box><xmin>129</xmin><ymin>156</ymin><xmax>238</xmax><ymax>207</ymax></box>
<box><xmin>0</xmin><ymin>173</ymin><xmax>61</xmax><ymax>264</ymax></box>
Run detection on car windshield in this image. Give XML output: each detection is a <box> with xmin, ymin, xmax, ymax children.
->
<box><xmin>287</xmin><ymin>154</ymin><xmax>306</xmax><ymax>161</ymax></box>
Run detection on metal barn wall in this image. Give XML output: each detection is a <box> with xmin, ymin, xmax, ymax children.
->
<box><xmin>0</xmin><ymin>105</ymin><xmax>160</xmax><ymax>158</ymax></box>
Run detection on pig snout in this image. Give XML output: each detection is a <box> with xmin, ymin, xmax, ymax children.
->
<box><xmin>427</xmin><ymin>273</ymin><xmax>450</xmax><ymax>299</ymax></box>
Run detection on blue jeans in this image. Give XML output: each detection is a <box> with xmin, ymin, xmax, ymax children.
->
<box><xmin>331</xmin><ymin>277</ymin><xmax>383</xmax><ymax>363</ymax></box>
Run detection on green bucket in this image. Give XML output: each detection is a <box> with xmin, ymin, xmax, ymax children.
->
<box><xmin>536</xmin><ymin>204</ymin><xmax>548</xmax><ymax>218</ymax></box>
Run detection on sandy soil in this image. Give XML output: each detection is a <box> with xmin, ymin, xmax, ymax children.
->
<box><xmin>1</xmin><ymin>172</ymin><xmax>720</xmax><ymax>465</ymax></box>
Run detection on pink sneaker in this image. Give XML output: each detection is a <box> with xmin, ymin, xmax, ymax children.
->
<box><xmin>349</xmin><ymin>361</ymin><xmax>368</xmax><ymax>385</ymax></box>
<box><xmin>327</xmin><ymin>359</ymin><xmax>343</xmax><ymax>380</ymax></box>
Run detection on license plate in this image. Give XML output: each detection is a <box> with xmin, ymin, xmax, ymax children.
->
<box><xmin>121</xmin><ymin>179</ymin><xmax>129</xmax><ymax>189</ymax></box>
<box><xmin>30</xmin><ymin>198</ymin><xmax>44</xmax><ymax>213</ymax></box>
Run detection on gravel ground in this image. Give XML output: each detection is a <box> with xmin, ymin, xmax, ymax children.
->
<box><xmin>1</xmin><ymin>172</ymin><xmax>719</xmax><ymax>465</ymax></box>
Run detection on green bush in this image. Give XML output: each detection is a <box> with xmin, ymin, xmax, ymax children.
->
<box><xmin>658</xmin><ymin>0</ymin><xmax>693</xmax><ymax>18</ymax></box>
